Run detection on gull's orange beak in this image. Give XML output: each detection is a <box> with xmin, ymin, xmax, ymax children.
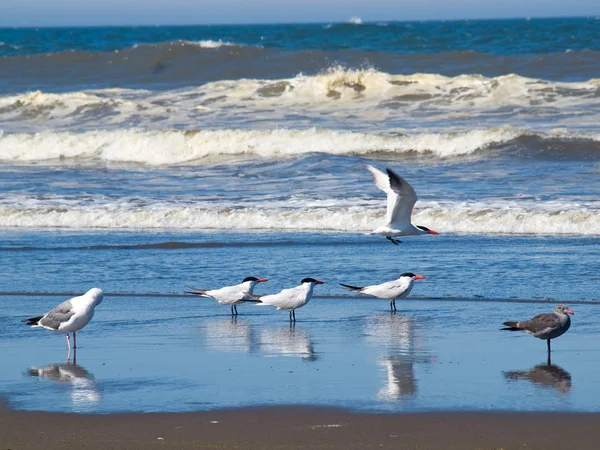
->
<box><xmin>428</xmin><ymin>230</ymin><xmax>439</xmax><ymax>235</ymax></box>
<box><xmin>413</xmin><ymin>275</ymin><xmax>425</xmax><ymax>280</ymax></box>
<box><xmin>567</xmin><ymin>309</ymin><xmax>574</xmax><ymax>315</ymax></box>
<box><xmin>257</xmin><ymin>278</ymin><xmax>268</xmax><ymax>283</ymax></box>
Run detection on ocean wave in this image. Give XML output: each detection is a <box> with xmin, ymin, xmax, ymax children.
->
<box><xmin>0</xmin><ymin>128</ymin><xmax>531</xmax><ymax>164</ymax></box>
<box><xmin>133</xmin><ymin>39</ymin><xmax>242</xmax><ymax>49</ymax></box>
<box><xmin>3</xmin><ymin>42</ymin><xmax>600</xmax><ymax>94</ymax></box>
<box><xmin>0</xmin><ymin>203</ymin><xmax>597</xmax><ymax>235</ymax></box>
<box><xmin>2</xmin><ymin>69</ymin><xmax>600</xmax><ymax>132</ymax></box>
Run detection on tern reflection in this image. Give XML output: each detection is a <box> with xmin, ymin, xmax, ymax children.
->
<box><xmin>203</xmin><ymin>317</ymin><xmax>259</xmax><ymax>354</ymax></box>
<box><xmin>26</xmin><ymin>361</ymin><xmax>100</xmax><ymax>407</ymax></box>
<box><xmin>260</xmin><ymin>324</ymin><xmax>317</xmax><ymax>361</ymax></box>
<box><xmin>504</xmin><ymin>363</ymin><xmax>572</xmax><ymax>394</ymax></box>
<box><xmin>365</xmin><ymin>314</ymin><xmax>432</xmax><ymax>400</ymax></box>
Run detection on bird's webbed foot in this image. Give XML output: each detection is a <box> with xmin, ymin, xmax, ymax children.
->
<box><xmin>386</xmin><ymin>236</ymin><xmax>402</xmax><ymax>245</ymax></box>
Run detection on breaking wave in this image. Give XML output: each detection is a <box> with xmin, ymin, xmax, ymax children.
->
<box><xmin>0</xmin><ymin>203</ymin><xmax>597</xmax><ymax>235</ymax></box>
<box><xmin>0</xmin><ymin>127</ymin><xmax>538</xmax><ymax>165</ymax></box>
<box><xmin>2</xmin><ymin>69</ymin><xmax>599</xmax><ymax>132</ymax></box>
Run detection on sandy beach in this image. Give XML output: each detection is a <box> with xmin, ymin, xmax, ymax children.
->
<box><xmin>2</xmin><ymin>406</ymin><xmax>600</xmax><ymax>449</ymax></box>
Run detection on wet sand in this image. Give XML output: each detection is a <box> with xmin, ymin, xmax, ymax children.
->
<box><xmin>2</xmin><ymin>407</ymin><xmax>600</xmax><ymax>449</ymax></box>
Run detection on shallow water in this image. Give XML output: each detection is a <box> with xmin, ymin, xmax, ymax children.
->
<box><xmin>1</xmin><ymin>294</ymin><xmax>598</xmax><ymax>413</ymax></box>
<box><xmin>0</xmin><ymin>230</ymin><xmax>599</xmax><ymax>413</ymax></box>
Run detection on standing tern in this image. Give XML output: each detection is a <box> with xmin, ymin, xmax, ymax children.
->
<box><xmin>340</xmin><ymin>272</ymin><xmax>425</xmax><ymax>312</ymax></box>
<box><xmin>247</xmin><ymin>278</ymin><xmax>324</xmax><ymax>322</ymax></box>
<box><xmin>502</xmin><ymin>304</ymin><xmax>573</xmax><ymax>364</ymax></box>
<box><xmin>22</xmin><ymin>288</ymin><xmax>104</xmax><ymax>359</ymax></box>
<box><xmin>368</xmin><ymin>165</ymin><xmax>438</xmax><ymax>244</ymax></box>
<box><xmin>186</xmin><ymin>276</ymin><xmax>268</xmax><ymax>315</ymax></box>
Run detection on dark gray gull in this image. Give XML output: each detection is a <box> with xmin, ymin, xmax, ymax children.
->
<box><xmin>22</xmin><ymin>288</ymin><xmax>104</xmax><ymax>353</ymax></box>
<box><xmin>502</xmin><ymin>304</ymin><xmax>573</xmax><ymax>362</ymax></box>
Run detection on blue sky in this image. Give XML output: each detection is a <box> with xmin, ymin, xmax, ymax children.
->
<box><xmin>1</xmin><ymin>0</ymin><xmax>599</xmax><ymax>27</ymax></box>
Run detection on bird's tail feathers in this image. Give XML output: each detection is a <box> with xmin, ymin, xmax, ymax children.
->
<box><xmin>22</xmin><ymin>315</ymin><xmax>43</xmax><ymax>326</ymax></box>
<box><xmin>501</xmin><ymin>321</ymin><xmax>521</xmax><ymax>331</ymax></box>
<box><xmin>243</xmin><ymin>292</ymin><xmax>263</xmax><ymax>303</ymax></box>
<box><xmin>340</xmin><ymin>283</ymin><xmax>364</xmax><ymax>292</ymax></box>
<box><xmin>184</xmin><ymin>286</ymin><xmax>209</xmax><ymax>296</ymax></box>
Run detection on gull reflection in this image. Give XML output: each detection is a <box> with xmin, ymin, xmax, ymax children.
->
<box><xmin>260</xmin><ymin>324</ymin><xmax>317</xmax><ymax>361</ymax></box>
<box><xmin>203</xmin><ymin>317</ymin><xmax>259</xmax><ymax>354</ymax></box>
<box><xmin>504</xmin><ymin>363</ymin><xmax>572</xmax><ymax>394</ymax></box>
<box><xmin>365</xmin><ymin>314</ymin><xmax>432</xmax><ymax>400</ymax></box>
<box><xmin>26</xmin><ymin>361</ymin><xmax>100</xmax><ymax>408</ymax></box>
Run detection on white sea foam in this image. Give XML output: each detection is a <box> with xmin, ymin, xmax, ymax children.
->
<box><xmin>2</xmin><ymin>70</ymin><xmax>599</xmax><ymax>133</ymax></box>
<box><xmin>0</xmin><ymin>202</ymin><xmax>597</xmax><ymax>235</ymax></box>
<box><xmin>0</xmin><ymin>127</ymin><xmax>525</xmax><ymax>165</ymax></box>
<box><xmin>181</xmin><ymin>39</ymin><xmax>238</xmax><ymax>48</ymax></box>
<box><xmin>347</xmin><ymin>17</ymin><xmax>363</xmax><ymax>25</ymax></box>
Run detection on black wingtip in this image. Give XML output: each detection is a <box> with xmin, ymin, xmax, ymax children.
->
<box><xmin>340</xmin><ymin>283</ymin><xmax>364</xmax><ymax>291</ymax></box>
<box><xmin>22</xmin><ymin>316</ymin><xmax>43</xmax><ymax>325</ymax></box>
<box><xmin>501</xmin><ymin>321</ymin><xmax>520</xmax><ymax>331</ymax></box>
<box><xmin>385</xmin><ymin>167</ymin><xmax>403</xmax><ymax>186</ymax></box>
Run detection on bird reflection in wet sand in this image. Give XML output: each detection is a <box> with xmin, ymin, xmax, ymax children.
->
<box><xmin>203</xmin><ymin>317</ymin><xmax>259</xmax><ymax>354</ymax></box>
<box><xmin>26</xmin><ymin>360</ymin><xmax>100</xmax><ymax>407</ymax></box>
<box><xmin>260</xmin><ymin>324</ymin><xmax>317</xmax><ymax>361</ymax></box>
<box><xmin>504</xmin><ymin>363</ymin><xmax>572</xmax><ymax>394</ymax></box>
<box><xmin>365</xmin><ymin>314</ymin><xmax>432</xmax><ymax>400</ymax></box>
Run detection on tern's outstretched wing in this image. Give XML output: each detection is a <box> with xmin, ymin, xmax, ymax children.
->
<box><xmin>368</xmin><ymin>166</ymin><xmax>417</xmax><ymax>227</ymax></box>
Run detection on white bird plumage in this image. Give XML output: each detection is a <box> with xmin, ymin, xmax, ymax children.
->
<box><xmin>340</xmin><ymin>272</ymin><xmax>425</xmax><ymax>312</ymax></box>
<box><xmin>186</xmin><ymin>276</ymin><xmax>268</xmax><ymax>315</ymax></box>
<box><xmin>22</xmin><ymin>287</ymin><xmax>104</xmax><ymax>355</ymax></box>
<box><xmin>250</xmin><ymin>277</ymin><xmax>324</xmax><ymax>322</ymax></box>
<box><xmin>367</xmin><ymin>165</ymin><xmax>438</xmax><ymax>244</ymax></box>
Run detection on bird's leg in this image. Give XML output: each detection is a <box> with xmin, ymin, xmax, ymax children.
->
<box><xmin>234</xmin><ymin>305</ymin><xmax>238</xmax><ymax>316</ymax></box>
<box><xmin>386</xmin><ymin>236</ymin><xmax>401</xmax><ymax>245</ymax></box>
<box><xmin>73</xmin><ymin>331</ymin><xmax>77</xmax><ymax>349</ymax></box>
<box><xmin>390</xmin><ymin>300</ymin><xmax>393</xmax><ymax>312</ymax></box>
<box><xmin>393</xmin><ymin>300</ymin><xmax>397</xmax><ymax>313</ymax></box>
<box><xmin>289</xmin><ymin>311</ymin><xmax>293</xmax><ymax>323</ymax></box>
<box><xmin>547</xmin><ymin>339</ymin><xmax>551</xmax><ymax>354</ymax></box>
<box><xmin>292</xmin><ymin>310</ymin><xmax>296</xmax><ymax>323</ymax></box>
<box><xmin>66</xmin><ymin>334</ymin><xmax>71</xmax><ymax>362</ymax></box>
<box><xmin>231</xmin><ymin>305</ymin><xmax>235</xmax><ymax>316</ymax></box>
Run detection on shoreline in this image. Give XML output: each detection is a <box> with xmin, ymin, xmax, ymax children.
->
<box><xmin>2</xmin><ymin>406</ymin><xmax>600</xmax><ymax>449</ymax></box>
<box><xmin>2</xmin><ymin>291</ymin><xmax>599</xmax><ymax>305</ymax></box>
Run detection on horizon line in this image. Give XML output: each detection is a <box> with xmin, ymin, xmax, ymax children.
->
<box><xmin>0</xmin><ymin>14</ymin><xmax>598</xmax><ymax>29</ymax></box>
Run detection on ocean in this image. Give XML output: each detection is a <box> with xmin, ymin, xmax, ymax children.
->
<box><xmin>0</xmin><ymin>18</ymin><xmax>599</xmax><ymax>413</ymax></box>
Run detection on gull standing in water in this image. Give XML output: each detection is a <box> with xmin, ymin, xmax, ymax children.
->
<box><xmin>186</xmin><ymin>276</ymin><xmax>268</xmax><ymax>315</ymax></box>
<box><xmin>22</xmin><ymin>288</ymin><xmax>104</xmax><ymax>359</ymax></box>
<box><xmin>247</xmin><ymin>278</ymin><xmax>324</xmax><ymax>322</ymax></box>
<box><xmin>340</xmin><ymin>272</ymin><xmax>425</xmax><ymax>312</ymax></box>
<box><xmin>368</xmin><ymin>165</ymin><xmax>438</xmax><ymax>244</ymax></box>
<box><xmin>502</xmin><ymin>304</ymin><xmax>573</xmax><ymax>364</ymax></box>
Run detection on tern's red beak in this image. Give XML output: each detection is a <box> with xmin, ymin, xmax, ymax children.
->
<box><xmin>412</xmin><ymin>275</ymin><xmax>425</xmax><ymax>280</ymax></box>
<box><xmin>567</xmin><ymin>309</ymin><xmax>574</xmax><ymax>315</ymax></box>
<box><xmin>316</xmin><ymin>280</ymin><xmax>324</xmax><ymax>285</ymax></box>
<box><xmin>257</xmin><ymin>278</ymin><xmax>268</xmax><ymax>283</ymax></box>
<box><xmin>428</xmin><ymin>230</ymin><xmax>439</xmax><ymax>235</ymax></box>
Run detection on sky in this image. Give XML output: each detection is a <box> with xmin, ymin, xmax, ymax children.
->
<box><xmin>1</xmin><ymin>0</ymin><xmax>599</xmax><ymax>27</ymax></box>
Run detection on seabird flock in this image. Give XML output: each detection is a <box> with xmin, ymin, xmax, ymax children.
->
<box><xmin>23</xmin><ymin>166</ymin><xmax>574</xmax><ymax>363</ymax></box>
